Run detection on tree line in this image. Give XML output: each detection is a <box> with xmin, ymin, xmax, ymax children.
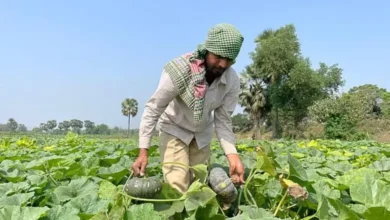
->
<box><xmin>2</xmin><ymin>24</ymin><xmax>389</xmax><ymax>141</ymax></box>
<box><xmin>0</xmin><ymin>98</ymin><xmax>140</xmax><ymax>136</ymax></box>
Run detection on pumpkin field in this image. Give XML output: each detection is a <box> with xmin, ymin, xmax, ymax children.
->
<box><xmin>1</xmin><ymin>133</ymin><xmax>390</xmax><ymax>220</ymax></box>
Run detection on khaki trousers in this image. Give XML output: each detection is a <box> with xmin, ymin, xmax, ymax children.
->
<box><xmin>159</xmin><ymin>131</ymin><xmax>210</xmax><ymax>193</ymax></box>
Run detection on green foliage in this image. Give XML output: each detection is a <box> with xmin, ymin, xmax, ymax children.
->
<box><xmin>1</xmin><ymin>135</ymin><xmax>390</xmax><ymax>219</ymax></box>
<box><xmin>308</xmin><ymin>90</ymin><xmax>375</xmax><ymax>140</ymax></box>
<box><xmin>348</xmin><ymin>84</ymin><xmax>390</xmax><ymax>117</ymax></box>
<box><xmin>324</xmin><ymin>115</ymin><xmax>367</xmax><ymax>140</ymax></box>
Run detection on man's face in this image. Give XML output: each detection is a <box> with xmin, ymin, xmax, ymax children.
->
<box><xmin>205</xmin><ymin>52</ymin><xmax>233</xmax><ymax>77</ymax></box>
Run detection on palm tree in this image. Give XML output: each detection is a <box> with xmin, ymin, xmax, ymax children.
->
<box><xmin>239</xmin><ymin>67</ymin><xmax>267</xmax><ymax>140</ymax></box>
<box><xmin>121</xmin><ymin>98</ymin><xmax>138</xmax><ymax>137</ymax></box>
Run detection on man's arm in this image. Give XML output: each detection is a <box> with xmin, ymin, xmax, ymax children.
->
<box><xmin>139</xmin><ymin>71</ymin><xmax>178</xmax><ymax>149</ymax></box>
<box><xmin>214</xmin><ymin>77</ymin><xmax>245</xmax><ymax>184</ymax></box>
<box><xmin>214</xmin><ymin>77</ymin><xmax>240</xmax><ymax>155</ymax></box>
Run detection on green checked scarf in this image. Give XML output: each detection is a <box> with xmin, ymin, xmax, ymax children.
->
<box><xmin>163</xmin><ymin>23</ymin><xmax>244</xmax><ymax>123</ymax></box>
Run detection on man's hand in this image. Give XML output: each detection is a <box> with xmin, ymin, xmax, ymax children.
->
<box><xmin>226</xmin><ymin>154</ymin><xmax>245</xmax><ymax>185</ymax></box>
<box><xmin>131</xmin><ymin>149</ymin><xmax>148</xmax><ymax>176</ymax></box>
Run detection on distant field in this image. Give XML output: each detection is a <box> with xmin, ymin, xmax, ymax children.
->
<box><xmin>0</xmin><ymin>133</ymin><xmax>390</xmax><ymax>219</ymax></box>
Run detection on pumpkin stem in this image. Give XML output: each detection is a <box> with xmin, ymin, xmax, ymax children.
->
<box><xmin>273</xmin><ymin>188</ymin><xmax>288</xmax><ymax>217</ymax></box>
<box><xmin>119</xmin><ymin>192</ymin><xmax>185</xmax><ymax>203</ymax></box>
<box><xmin>243</xmin><ymin>166</ymin><xmax>257</xmax><ymax>207</ymax></box>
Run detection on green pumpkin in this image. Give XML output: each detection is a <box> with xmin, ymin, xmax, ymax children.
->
<box><xmin>208</xmin><ymin>167</ymin><xmax>238</xmax><ymax>205</ymax></box>
<box><xmin>124</xmin><ymin>176</ymin><xmax>163</xmax><ymax>198</ymax></box>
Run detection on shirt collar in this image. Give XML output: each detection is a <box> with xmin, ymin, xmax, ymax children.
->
<box><xmin>220</xmin><ymin>69</ymin><xmax>228</xmax><ymax>84</ymax></box>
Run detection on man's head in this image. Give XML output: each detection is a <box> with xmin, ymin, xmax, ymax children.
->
<box><xmin>194</xmin><ymin>23</ymin><xmax>244</xmax><ymax>77</ymax></box>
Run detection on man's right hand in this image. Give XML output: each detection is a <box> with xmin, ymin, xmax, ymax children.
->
<box><xmin>131</xmin><ymin>149</ymin><xmax>148</xmax><ymax>176</ymax></box>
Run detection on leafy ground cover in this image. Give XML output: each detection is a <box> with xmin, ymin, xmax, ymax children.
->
<box><xmin>1</xmin><ymin>133</ymin><xmax>390</xmax><ymax>219</ymax></box>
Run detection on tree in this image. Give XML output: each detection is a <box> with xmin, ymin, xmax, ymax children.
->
<box><xmin>58</xmin><ymin>120</ymin><xmax>71</xmax><ymax>133</ymax></box>
<box><xmin>239</xmin><ymin>65</ymin><xmax>268</xmax><ymax>139</ymax></box>
<box><xmin>6</xmin><ymin>118</ymin><xmax>18</xmax><ymax>132</ymax></box>
<box><xmin>94</xmin><ymin>124</ymin><xmax>111</xmax><ymax>135</ymax></box>
<box><xmin>121</xmin><ymin>98</ymin><xmax>138</xmax><ymax>137</ymax></box>
<box><xmin>316</xmin><ymin>63</ymin><xmax>345</xmax><ymax>98</ymax></box>
<box><xmin>46</xmin><ymin>120</ymin><xmax>57</xmax><ymax>132</ymax></box>
<box><xmin>84</xmin><ymin>120</ymin><xmax>95</xmax><ymax>134</ymax></box>
<box><xmin>70</xmin><ymin>119</ymin><xmax>83</xmax><ymax>134</ymax></box>
<box><xmin>39</xmin><ymin>123</ymin><xmax>48</xmax><ymax>133</ymax></box>
<box><xmin>250</xmin><ymin>24</ymin><xmax>301</xmax><ymax>138</ymax></box>
<box><xmin>16</xmin><ymin>124</ymin><xmax>27</xmax><ymax>132</ymax></box>
<box><xmin>242</xmin><ymin>24</ymin><xmax>346</xmax><ymax>139</ymax></box>
<box><xmin>31</xmin><ymin>127</ymin><xmax>41</xmax><ymax>133</ymax></box>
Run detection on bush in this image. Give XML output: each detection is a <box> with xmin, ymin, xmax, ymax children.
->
<box><xmin>324</xmin><ymin>115</ymin><xmax>368</xmax><ymax>141</ymax></box>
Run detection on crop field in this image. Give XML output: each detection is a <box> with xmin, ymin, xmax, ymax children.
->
<box><xmin>1</xmin><ymin>133</ymin><xmax>390</xmax><ymax>219</ymax></box>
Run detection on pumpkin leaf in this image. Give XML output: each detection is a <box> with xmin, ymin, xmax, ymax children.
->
<box><xmin>97</xmin><ymin>163</ymin><xmax>128</xmax><ymax>184</ymax></box>
<box><xmin>64</xmin><ymin>193</ymin><xmax>110</xmax><ymax>219</ymax></box>
<box><xmin>108</xmin><ymin>205</ymin><xmax>126</xmax><ymax>220</ymax></box>
<box><xmin>311</xmin><ymin>180</ymin><xmax>340</xmax><ymax>201</ymax></box>
<box><xmin>230</xmin><ymin>205</ymin><xmax>280</xmax><ymax>219</ymax></box>
<box><xmin>190</xmin><ymin>164</ymin><xmax>208</xmax><ymax>184</ymax></box>
<box><xmin>52</xmin><ymin>177</ymin><xmax>99</xmax><ymax>203</ymax></box>
<box><xmin>183</xmin><ymin>181</ymin><xmax>217</xmax><ymax>212</ymax></box>
<box><xmin>124</xmin><ymin>203</ymin><xmax>163</xmax><ymax>220</ymax></box>
<box><xmin>288</xmin><ymin>153</ymin><xmax>308</xmax><ymax>183</ymax></box>
<box><xmin>362</xmin><ymin>206</ymin><xmax>390</xmax><ymax>219</ymax></box>
<box><xmin>100</xmin><ymin>155</ymin><xmax>121</xmax><ymax>167</ymax></box>
<box><xmin>327</xmin><ymin>197</ymin><xmax>360</xmax><ymax>220</ymax></box>
<box><xmin>0</xmin><ymin>206</ymin><xmax>50</xmax><ymax>220</ymax></box>
<box><xmin>369</xmin><ymin>158</ymin><xmax>390</xmax><ymax>172</ymax></box>
<box><xmin>154</xmin><ymin>201</ymin><xmax>184</xmax><ymax>218</ymax></box>
<box><xmin>157</xmin><ymin>183</ymin><xmax>183</xmax><ymax>200</ymax></box>
<box><xmin>336</xmin><ymin>167</ymin><xmax>380</xmax><ymax>190</ymax></box>
<box><xmin>98</xmin><ymin>180</ymin><xmax>118</xmax><ymax>201</ymax></box>
<box><xmin>44</xmin><ymin>205</ymin><xmax>80</xmax><ymax>220</ymax></box>
<box><xmin>194</xmin><ymin>197</ymin><xmax>221</xmax><ymax>220</ymax></box>
<box><xmin>256</xmin><ymin>150</ymin><xmax>277</xmax><ymax>176</ymax></box>
<box><xmin>0</xmin><ymin>192</ymin><xmax>35</xmax><ymax>207</ymax></box>
<box><xmin>350</xmin><ymin>173</ymin><xmax>390</xmax><ymax>209</ymax></box>
<box><xmin>314</xmin><ymin>195</ymin><xmax>339</xmax><ymax>219</ymax></box>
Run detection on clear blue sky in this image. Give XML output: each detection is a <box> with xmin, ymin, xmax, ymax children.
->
<box><xmin>1</xmin><ymin>1</ymin><xmax>389</xmax><ymax>130</ymax></box>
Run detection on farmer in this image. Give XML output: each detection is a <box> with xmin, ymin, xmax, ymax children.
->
<box><xmin>131</xmin><ymin>23</ymin><xmax>245</xmax><ymax>193</ymax></box>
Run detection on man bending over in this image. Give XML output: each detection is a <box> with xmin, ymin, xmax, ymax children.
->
<box><xmin>131</xmin><ymin>23</ymin><xmax>245</xmax><ymax>193</ymax></box>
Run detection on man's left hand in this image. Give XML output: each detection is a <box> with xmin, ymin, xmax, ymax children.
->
<box><xmin>226</xmin><ymin>154</ymin><xmax>245</xmax><ymax>185</ymax></box>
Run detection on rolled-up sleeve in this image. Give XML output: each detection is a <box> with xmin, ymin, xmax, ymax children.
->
<box><xmin>139</xmin><ymin>71</ymin><xmax>178</xmax><ymax>149</ymax></box>
<box><xmin>214</xmin><ymin>79</ymin><xmax>240</xmax><ymax>155</ymax></box>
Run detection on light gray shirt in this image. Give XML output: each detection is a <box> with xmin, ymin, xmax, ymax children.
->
<box><xmin>138</xmin><ymin>66</ymin><xmax>240</xmax><ymax>155</ymax></box>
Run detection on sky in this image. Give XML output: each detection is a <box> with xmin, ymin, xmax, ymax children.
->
<box><xmin>1</xmin><ymin>0</ymin><xmax>389</xmax><ymax>130</ymax></box>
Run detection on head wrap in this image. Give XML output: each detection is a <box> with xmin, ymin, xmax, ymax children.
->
<box><xmin>164</xmin><ymin>23</ymin><xmax>244</xmax><ymax>123</ymax></box>
<box><xmin>192</xmin><ymin>23</ymin><xmax>244</xmax><ymax>62</ymax></box>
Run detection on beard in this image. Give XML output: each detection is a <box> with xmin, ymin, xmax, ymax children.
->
<box><xmin>205</xmin><ymin>63</ymin><xmax>225</xmax><ymax>78</ymax></box>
